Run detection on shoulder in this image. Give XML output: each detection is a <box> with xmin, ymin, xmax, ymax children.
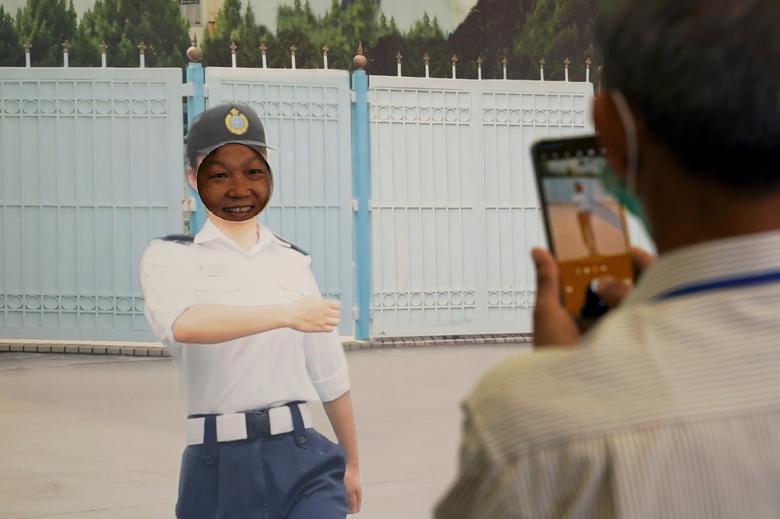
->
<box><xmin>141</xmin><ymin>237</ymin><xmax>194</xmax><ymax>268</ymax></box>
<box><xmin>159</xmin><ymin>234</ymin><xmax>194</xmax><ymax>244</ymax></box>
<box><xmin>466</xmin><ymin>311</ymin><xmax>655</xmax><ymax>455</ymax></box>
<box><xmin>272</xmin><ymin>233</ymin><xmax>309</xmax><ymax>257</ymax></box>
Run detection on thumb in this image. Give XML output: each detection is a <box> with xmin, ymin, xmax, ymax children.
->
<box><xmin>532</xmin><ymin>248</ymin><xmax>561</xmax><ymax>308</ymax></box>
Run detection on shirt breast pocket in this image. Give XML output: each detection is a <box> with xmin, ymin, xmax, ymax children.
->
<box><xmin>193</xmin><ymin>276</ymin><xmax>247</xmax><ymax>305</ymax></box>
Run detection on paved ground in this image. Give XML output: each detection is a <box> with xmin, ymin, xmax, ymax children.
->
<box><xmin>0</xmin><ymin>345</ymin><xmax>530</xmax><ymax>519</ymax></box>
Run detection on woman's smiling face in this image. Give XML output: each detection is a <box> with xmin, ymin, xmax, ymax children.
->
<box><xmin>196</xmin><ymin>144</ymin><xmax>272</xmax><ymax>222</ymax></box>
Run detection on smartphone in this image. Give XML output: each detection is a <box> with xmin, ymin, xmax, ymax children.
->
<box><xmin>531</xmin><ymin>135</ymin><xmax>634</xmax><ymax>322</ymax></box>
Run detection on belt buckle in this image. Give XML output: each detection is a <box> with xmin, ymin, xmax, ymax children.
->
<box><xmin>245</xmin><ymin>411</ymin><xmax>271</xmax><ymax>439</ymax></box>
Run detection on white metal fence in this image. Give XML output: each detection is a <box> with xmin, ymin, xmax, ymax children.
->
<box><xmin>0</xmin><ymin>68</ymin><xmax>184</xmax><ymax>340</ymax></box>
<box><xmin>204</xmin><ymin>67</ymin><xmax>355</xmax><ymax>335</ymax></box>
<box><xmin>368</xmin><ymin>76</ymin><xmax>599</xmax><ymax>336</ymax></box>
<box><xmin>0</xmin><ymin>63</ymin><xmax>655</xmax><ymax>341</ymax></box>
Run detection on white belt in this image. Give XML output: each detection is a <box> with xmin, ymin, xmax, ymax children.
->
<box><xmin>186</xmin><ymin>402</ymin><xmax>313</xmax><ymax>446</ymax></box>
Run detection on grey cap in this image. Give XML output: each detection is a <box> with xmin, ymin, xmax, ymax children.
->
<box><xmin>186</xmin><ymin>103</ymin><xmax>275</xmax><ymax>163</ymax></box>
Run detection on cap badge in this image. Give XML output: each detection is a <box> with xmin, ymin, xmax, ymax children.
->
<box><xmin>225</xmin><ymin>108</ymin><xmax>249</xmax><ymax>136</ymax></box>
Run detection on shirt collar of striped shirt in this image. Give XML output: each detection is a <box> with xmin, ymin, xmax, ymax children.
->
<box><xmin>627</xmin><ymin>229</ymin><xmax>780</xmax><ymax>304</ymax></box>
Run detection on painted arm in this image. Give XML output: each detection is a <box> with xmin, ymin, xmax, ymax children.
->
<box><xmin>324</xmin><ymin>391</ymin><xmax>362</xmax><ymax>514</ymax></box>
<box><xmin>172</xmin><ymin>296</ymin><xmax>341</xmax><ymax>344</ymax></box>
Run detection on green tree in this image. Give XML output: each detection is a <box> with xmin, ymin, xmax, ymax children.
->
<box><xmin>201</xmin><ymin>0</ymin><xmax>243</xmax><ymax>66</ymax></box>
<box><xmin>337</xmin><ymin>0</ymin><xmax>381</xmax><ymax>63</ymax></box>
<box><xmin>0</xmin><ymin>6</ymin><xmax>23</xmax><ymax>66</ymax></box>
<box><xmin>402</xmin><ymin>12</ymin><xmax>448</xmax><ymax>77</ymax></box>
<box><xmin>233</xmin><ymin>4</ymin><xmax>274</xmax><ymax>67</ymax></box>
<box><xmin>15</xmin><ymin>0</ymin><xmax>78</xmax><ymax>66</ymax></box>
<box><xmin>276</xmin><ymin>0</ymin><xmax>340</xmax><ymax>69</ymax></box>
<box><xmin>514</xmin><ymin>0</ymin><xmax>598</xmax><ymax>81</ymax></box>
<box><xmin>76</xmin><ymin>0</ymin><xmax>190</xmax><ymax>67</ymax></box>
<box><xmin>447</xmin><ymin>0</ymin><xmax>532</xmax><ymax>79</ymax></box>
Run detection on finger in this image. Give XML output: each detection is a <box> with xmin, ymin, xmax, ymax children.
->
<box><xmin>355</xmin><ymin>486</ymin><xmax>362</xmax><ymax>511</ymax></box>
<box><xmin>326</xmin><ymin>300</ymin><xmax>341</xmax><ymax>310</ymax></box>
<box><xmin>631</xmin><ymin>247</ymin><xmax>655</xmax><ymax>271</ymax></box>
<box><xmin>531</xmin><ymin>248</ymin><xmax>581</xmax><ymax>347</ymax></box>
<box><xmin>593</xmin><ymin>276</ymin><xmax>632</xmax><ymax>308</ymax></box>
<box><xmin>348</xmin><ymin>490</ymin><xmax>358</xmax><ymax>514</ymax></box>
<box><xmin>531</xmin><ymin>248</ymin><xmax>562</xmax><ymax>309</ymax></box>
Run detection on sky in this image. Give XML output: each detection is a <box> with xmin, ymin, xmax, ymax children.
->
<box><xmin>0</xmin><ymin>0</ymin><xmax>478</xmax><ymax>33</ymax></box>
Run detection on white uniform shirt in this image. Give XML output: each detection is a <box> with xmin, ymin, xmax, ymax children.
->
<box><xmin>140</xmin><ymin>219</ymin><xmax>350</xmax><ymax>416</ymax></box>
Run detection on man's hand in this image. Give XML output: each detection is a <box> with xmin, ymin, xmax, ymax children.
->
<box><xmin>593</xmin><ymin>247</ymin><xmax>654</xmax><ymax>307</ymax></box>
<box><xmin>285</xmin><ymin>296</ymin><xmax>341</xmax><ymax>332</ymax></box>
<box><xmin>532</xmin><ymin>248</ymin><xmax>580</xmax><ymax>347</ymax></box>
<box><xmin>345</xmin><ymin>464</ymin><xmax>362</xmax><ymax>514</ymax></box>
<box><xmin>531</xmin><ymin>247</ymin><xmax>655</xmax><ymax>347</ymax></box>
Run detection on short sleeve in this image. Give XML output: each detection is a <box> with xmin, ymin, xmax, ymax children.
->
<box><xmin>139</xmin><ymin>240</ymin><xmax>196</xmax><ymax>346</ymax></box>
<box><xmin>300</xmin><ymin>266</ymin><xmax>350</xmax><ymax>402</ymax></box>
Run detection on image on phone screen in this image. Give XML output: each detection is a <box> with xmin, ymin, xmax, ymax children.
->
<box><xmin>534</xmin><ymin>139</ymin><xmax>634</xmax><ymax>317</ymax></box>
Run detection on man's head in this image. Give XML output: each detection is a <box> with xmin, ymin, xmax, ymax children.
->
<box><xmin>196</xmin><ymin>143</ymin><xmax>272</xmax><ymax>222</ymax></box>
<box><xmin>594</xmin><ymin>0</ymin><xmax>780</xmax><ymax>194</ymax></box>
<box><xmin>185</xmin><ymin>103</ymin><xmax>274</xmax><ymax>222</ymax></box>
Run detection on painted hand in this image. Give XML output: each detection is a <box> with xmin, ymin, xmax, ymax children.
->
<box><xmin>345</xmin><ymin>465</ymin><xmax>362</xmax><ymax>514</ymax></box>
<box><xmin>286</xmin><ymin>296</ymin><xmax>341</xmax><ymax>333</ymax></box>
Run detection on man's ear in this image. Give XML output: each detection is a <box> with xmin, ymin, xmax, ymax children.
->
<box><xmin>186</xmin><ymin>167</ymin><xmax>198</xmax><ymax>192</ymax></box>
<box><xmin>593</xmin><ymin>91</ymin><xmax>629</xmax><ymax>181</ymax></box>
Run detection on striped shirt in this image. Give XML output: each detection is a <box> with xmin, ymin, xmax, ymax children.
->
<box><xmin>435</xmin><ymin>230</ymin><xmax>780</xmax><ymax>519</ymax></box>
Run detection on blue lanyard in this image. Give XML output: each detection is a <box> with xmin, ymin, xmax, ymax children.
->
<box><xmin>656</xmin><ymin>270</ymin><xmax>780</xmax><ymax>301</ymax></box>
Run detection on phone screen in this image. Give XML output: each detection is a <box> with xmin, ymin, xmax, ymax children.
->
<box><xmin>533</xmin><ymin>136</ymin><xmax>634</xmax><ymax>318</ymax></box>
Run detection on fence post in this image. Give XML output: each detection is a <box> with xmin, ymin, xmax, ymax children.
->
<box><xmin>186</xmin><ymin>43</ymin><xmax>207</xmax><ymax>235</ymax></box>
<box><xmin>351</xmin><ymin>44</ymin><xmax>372</xmax><ymax>340</ymax></box>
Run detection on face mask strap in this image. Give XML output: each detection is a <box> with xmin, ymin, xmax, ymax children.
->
<box><xmin>608</xmin><ymin>89</ymin><xmax>640</xmax><ymax>195</ymax></box>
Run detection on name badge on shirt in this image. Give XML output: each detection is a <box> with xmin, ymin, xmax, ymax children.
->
<box><xmin>199</xmin><ymin>263</ymin><xmax>228</xmax><ymax>277</ymax></box>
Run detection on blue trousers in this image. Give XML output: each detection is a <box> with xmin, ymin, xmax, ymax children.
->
<box><xmin>175</xmin><ymin>404</ymin><xmax>347</xmax><ymax>519</ymax></box>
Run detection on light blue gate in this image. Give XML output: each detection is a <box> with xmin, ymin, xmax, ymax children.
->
<box><xmin>202</xmin><ymin>67</ymin><xmax>355</xmax><ymax>335</ymax></box>
<box><xmin>0</xmin><ymin>68</ymin><xmax>184</xmax><ymax>341</ymax></box>
<box><xmin>367</xmin><ymin>76</ymin><xmax>593</xmax><ymax>336</ymax></box>
<box><xmin>0</xmin><ymin>59</ymin><xmax>654</xmax><ymax>343</ymax></box>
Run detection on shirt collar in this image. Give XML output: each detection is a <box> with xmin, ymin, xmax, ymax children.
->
<box><xmin>193</xmin><ymin>218</ymin><xmax>224</xmax><ymax>244</ymax></box>
<box><xmin>628</xmin><ymin>230</ymin><xmax>780</xmax><ymax>304</ymax></box>
<box><xmin>193</xmin><ymin>217</ymin><xmax>274</xmax><ymax>254</ymax></box>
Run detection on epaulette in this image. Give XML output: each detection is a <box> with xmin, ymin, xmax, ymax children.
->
<box><xmin>273</xmin><ymin>234</ymin><xmax>309</xmax><ymax>256</ymax></box>
<box><xmin>160</xmin><ymin>234</ymin><xmax>194</xmax><ymax>244</ymax></box>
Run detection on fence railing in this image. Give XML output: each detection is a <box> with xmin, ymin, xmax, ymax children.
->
<box><xmin>0</xmin><ymin>43</ymin><xmax>651</xmax><ymax>342</ymax></box>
